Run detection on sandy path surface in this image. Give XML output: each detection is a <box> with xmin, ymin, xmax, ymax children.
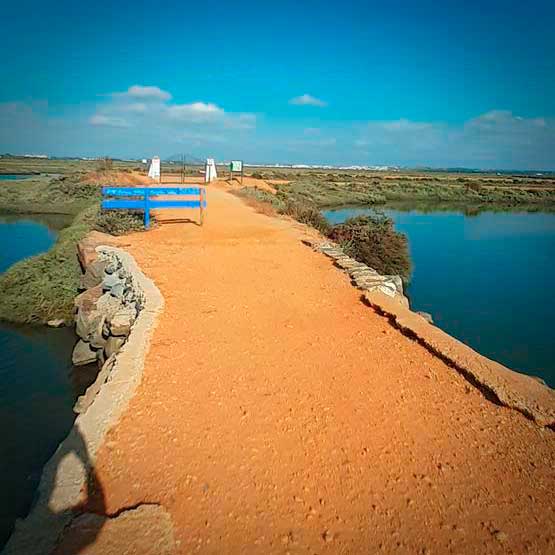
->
<box><xmin>82</xmin><ymin>183</ymin><xmax>553</xmax><ymax>554</ymax></box>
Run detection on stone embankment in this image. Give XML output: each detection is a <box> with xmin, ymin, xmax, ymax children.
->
<box><xmin>314</xmin><ymin>240</ymin><xmax>410</xmax><ymax>307</ymax></box>
<box><xmin>72</xmin><ymin>232</ymin><xmax>145</xmax><ymax>413</ymax></box>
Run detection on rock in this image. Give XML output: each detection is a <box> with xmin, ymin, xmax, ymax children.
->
<box><xmin>76</xmin><ymin>309</ymin><xmax>99</xmax><ymax>342</ymax></box>
<box><xmin>417</xmin><ymin>311</ymin><xmax>434</xmax><ymax>324</ymax></box>
<box><xmin>104</xmin><ymin>259</ymin><xmax>121</xmax><ymax>275</ymax></box>
<box><xmin>89</xmin><ymin>314</ymin><xmax>107</xmax><ymax>348</ymax></box>
<box><xmin>75</xmin><ymin>289</ymin><xmax>123</xmax><ymax>343</ymax></box>
<box><xmin>338</xmin><ymin>260</ymin><xmax>367</xmax><ymax>271</ymax></box>
<box><xmin>102</xmin><ymin>273</ymin><xmax>123</xmax><ymax>290</ymax></box>
<box><xmin>378</xmin><ymin>283</ymin><xmax>397</xmax><ymax>297</ymax></box>
<box><xmin>360</xmin><ymin>281</ymin><xmax>396</xmax><ymax>297</ymax></box>
<box><xmin>72</xmin><ymin>340</ymin><xmax>97</xmax><ymax>366</ymax></box>
<box><xmin>79</xmin><ymin>259</ymin><xmax>108</xmax><ymax>290</ymax></box>
<box><xmin>96</xmin><ymin>292</ymin><xmax>125</xmax><ymax>321</ymax></box>
<box><xmin>74</xmin><ymin>284</ymin><xmax>103</xmax><ymax>312</ymax></box>
<box><xmin>355</xmin><ymin>275</ymin><xmax>386</xmax><ymax>287</ymax></box>
<box><xmin>105</xmin><ymin>335</ymin><xmax>126</xmax><ymax>358</ymax></box>
<box><xmin>109</xmin><ymin>308</ymin><xmax>135</xmax><ymax>336</ymax></box>
<box><xmin>110</xmin><ymin>282</ymin><xmax>126</xmax><ymax>299</ymax></box>
<box><xmin>350</xmin><ymin>268</ymin><xmax>379</xmax><ymax>279</ymax></box>
<box><xmin>47</xmin><ymin>319</ymin><xmax>65</xmax><ymax>328</ymax></box>
<box><xmin>384</xmin><ymin>275</ymin><xmax>404</xmax><ymax>295</ymax></box>
<box><xmin>396</xmin><ymin>294</ymin><xmax>411</xmax><ymax>309</ymax></box>
<box><xmin>76</xmin><ymin>231</ymin><xmax>118</xmax><ymax>271</ymax></box>
<box><xmin>73</xmin><ymin>355</ymin><xmax>116</xmax><ymax>414</ymax></box>
<box><xmin>97</xmin><ymin>346</ymin><xmax>106</xmax><ymax>365</ymax></box>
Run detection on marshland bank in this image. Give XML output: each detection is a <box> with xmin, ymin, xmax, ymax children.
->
<box><xmin>0</xmin><ymin>171</ymin><xmax>145</xmax><ymax>324</ymax></box>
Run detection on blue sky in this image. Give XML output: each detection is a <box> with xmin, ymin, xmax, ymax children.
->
<box><xmin>1</xmin><ymin>0</ymin><xmax>554</xmax><ymax>169</ymax></box>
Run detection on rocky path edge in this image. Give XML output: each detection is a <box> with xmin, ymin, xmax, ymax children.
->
<box><xmin>2</xmin><ymin>246</ymin><xmax>166</xmax><ymax>555</ymax></box>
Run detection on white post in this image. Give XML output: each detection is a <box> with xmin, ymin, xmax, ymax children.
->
<box><xmin>205</xmin><ymin>158</ymin><xmax>218</xmax><ymax>183</ymax></box>
<box><xmin>148</xmin><ymin>156</ymin><xmax>161</xmax><ymax>182</ymax></box>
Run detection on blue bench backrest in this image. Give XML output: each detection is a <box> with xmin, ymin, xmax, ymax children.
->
<box><xmin>101</xmin><ymin>186</ymin><xmax>207</xmax><ymax>228</ymax></box>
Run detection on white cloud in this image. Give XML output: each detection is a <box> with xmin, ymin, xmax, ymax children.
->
<box><xmin>88</xmin><ymin>86</ymin><xmax>256</xmax><ymax>135</ymax></box>
<box><xmin>353</xmin><ymin>111</ymin><xmax>554</xmax><ymax>168</ymax></box>
<box><xmin>115</xmin><ymin>85</ymin><xmax>172</xmax><ymax>102</ymax></box>
<box><xmin>89</xmin><ymin>114</ymin><xmax>130</xmax><ymax>128</ymax></box>
<box><xmin>124</xmin><ymin>103</ymin><xmax>148</xmax><ymax>114</ymax></box>
<box><xmin>289</xmin><ymin>94</ymin><xmax>327</xmax><ymax>107</ymax></box>
<box><xmin>166</xmin><ymin>102</ymin><xmax>225</xmax><ymax>122</ymax></box>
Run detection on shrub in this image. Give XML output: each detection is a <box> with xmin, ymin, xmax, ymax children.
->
<box><xmin>49</xmin><ymin>176</ymin><xmax>101</xmax><ymax>201</ymax></box>
<box><xmin>328</xmin><ymin>214</ymin><xmax>411</xmax><ymax>281</ymax></box>
<box><xmin>94</xmin><ymin>210</ymin><xmax>145</xmax><ymax>235</ymax></box>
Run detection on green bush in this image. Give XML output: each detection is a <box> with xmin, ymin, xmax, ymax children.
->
<box><xmin>328</xmin><ymin>214</ymin><xmax>411</xmax><ymax>281</ymax></box>
<box><xmin>94</xmin><ymin>210</ymin><xmax>145</xmax><ymax>235</ymax></box>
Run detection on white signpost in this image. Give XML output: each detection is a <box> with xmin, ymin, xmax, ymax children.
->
<box><xmin>229</xmin><ymin>160</ymin><xmax>244</xmax><ymax>185</ymax></box>
<box><xmin>148</xmin><ymin>156</ymin><xmax>161</xmax><ymax>182</ymax></box>
<box><xmin>205</xmin><ymin>158</ymin><xmax>218</xmax><ymax>183</ymax></box>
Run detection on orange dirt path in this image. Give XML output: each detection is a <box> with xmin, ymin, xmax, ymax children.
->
<box><xmin>90</xmin><ymin>184</ymin><xmax>554</xmax><ymax>554</ymax></box>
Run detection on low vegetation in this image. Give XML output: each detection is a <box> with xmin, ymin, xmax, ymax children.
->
<box><xmin>328</xmin><ymin>215</ymin><xmax>411</xmax><ymax>280</ymax></box>
<box><xmin>0</xmin><ymin>170</ymin><xmax>145</xmax><ymax>324</ymax></box>
<box><xmin>269</xmin><ymin>175</ymin><xmax>555</xmax><ymax>209</ymax></box>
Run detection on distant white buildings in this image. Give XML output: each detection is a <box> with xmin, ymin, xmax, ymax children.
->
<box><xmin>244</xmin><ymin>162</ymin><xmax>397</xmax><ymax>171</ymax></box>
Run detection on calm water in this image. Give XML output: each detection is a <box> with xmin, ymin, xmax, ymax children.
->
<box><xmin>0</xmin><ymin>215</ymin><xmax>86</xmax><ymax>549</ymax></box>
<box><xmin>0</xmin><ymin>174</ymin><xmax>34</xmax><ymax>181</ymax></box>
<box><xmin>325</xmin><ymin>206</ymin><xmax>555</xmax><ymax>387</ymax></box>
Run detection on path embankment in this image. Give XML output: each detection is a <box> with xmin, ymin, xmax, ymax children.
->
<box><xmin>47</xmin><ymin>181</ymin><xmax>555</xmax><ymax>554</ymax></box>
<box><xmin>6</xmin><ymin>180</ymin><xmax>554</xmax><ymax>554</ymax></box>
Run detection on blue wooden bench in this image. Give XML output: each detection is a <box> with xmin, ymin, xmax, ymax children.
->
<box><xmin>101</xmin><ymin>186</ymin><xmax>207</xmax><ymax>229</ymax></box>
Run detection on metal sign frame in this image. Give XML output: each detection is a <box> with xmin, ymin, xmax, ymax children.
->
<box><xmin>229</xmin><ymin>160</ymin><xmax>244</xmax><ymax>185</ymax></box>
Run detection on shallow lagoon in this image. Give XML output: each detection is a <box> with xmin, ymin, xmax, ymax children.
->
<box><xmin>325</xmin><ymin>206</ymin><xmax>555</xmax><ymax>388</ymax></box>
<box><xmin>0</xmin><ymin>214</ymin><xmax>84</xmax><ymax>548</ymax></box>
